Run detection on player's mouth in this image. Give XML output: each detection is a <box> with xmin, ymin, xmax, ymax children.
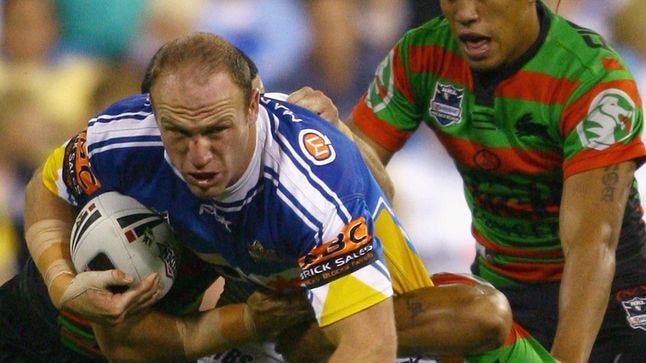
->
<box><xmin>186</xmin><ymin>172</ymin><xmax>218</xmax><ymax>188</ymax></box>
<box><xmin>459</xmin><ymin>34</ymin><xmax>491</xmax><ymax>59</ymax></box>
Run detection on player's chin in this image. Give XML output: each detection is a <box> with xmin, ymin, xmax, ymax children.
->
<box><xmin>462</xmin><ymin>49</ymin><xmax>504</xmax><ymax>72</ymax></box>
<box><xmin>464</xmin><ymin>57</ymin><xmax>502</xmax><ymax>72</ymax></box>
<box><xmin>186</xmin><ymin>182</ymin><xmax>224</xmax><ymax>199</ymax></box>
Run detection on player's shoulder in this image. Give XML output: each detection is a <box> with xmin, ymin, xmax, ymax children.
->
<box><xmin>258</xmin><ymin>94</ymin><xmax>374</xmax><ymax>196</ymax></box>
<box><xmin>85</xmin><ymin>94</ymin><xmax>161</xmax><ymax>151</ymax></box>
<box><xmin>546</xmin><ymin>11</ymin><xmax>626</xmax><ymax>76</ymax></box>
<box><xmin>88</xmin><ymin>93</ymin><xmax>155</xmax><ymax>130</ymax></box>
<box><xmin>260</xmin><ymin>94</ymin><xmax>362</xmax><ymax>167</ymax></box>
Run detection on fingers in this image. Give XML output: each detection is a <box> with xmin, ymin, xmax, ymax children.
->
<box><xmin>121</xmin><ymin>272</ymin><xmax>162</xmax><ymax>316</ymax></box>
<box><xmin>60</xmin><ymin>271</ymin><xmax>162</xmax><ymax>326</ymax></box>
<box><xmin>246</xmin><ymin>290</ymin><xmax>316</xmax><ymax>338</ymax></box>
<box><xmin>110</xmin><ymin>268</ymin><xmax>136</xmax><ymax>286</ymax></box>
<box><xmin>286</xmin><ymin>86</ymin><xmax>315</xmax><ymax>105</ymax></box>
<box><xmin>287</xmin><ymin>87</ymin><xmax>340</xmax><ymax>126</ymax></box>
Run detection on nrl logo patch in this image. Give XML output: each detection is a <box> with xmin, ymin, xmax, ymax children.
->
<box><xmin>576</xmin><ymin>89</ymin><xmax>636</xmax><ymax>150</ymax></box>
<box><xmin>429</xmin><ymin>83</ymin><xmax>464</xmax><ymax>126</ymax></box>
<box><xmin>621</xmin><ymin>296</ymin><xmax>646</xmax><ymax>331</ymax></box>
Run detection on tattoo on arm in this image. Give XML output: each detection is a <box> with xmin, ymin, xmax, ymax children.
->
<box><xmin>601</xmin><ymin>165</ymin><xmax>619</xmax><ymax>202</ymax></box>
<box><xmin>405</xmin><ymin>296</ymin><xmax>424</xmax><ymax>322</ymax></box>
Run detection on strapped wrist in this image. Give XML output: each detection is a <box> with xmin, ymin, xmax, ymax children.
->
<box><xmin>25</xmin><ymin>219</ymin><xmax>74</xmax><ymax>309</ymax></box>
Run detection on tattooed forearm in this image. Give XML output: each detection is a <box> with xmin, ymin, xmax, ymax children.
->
<box><xmin>600</xmin><ymin>165</ymin><xmax>619</xmax><ymax>202</ymax></box>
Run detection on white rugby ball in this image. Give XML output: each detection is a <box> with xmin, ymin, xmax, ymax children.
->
<box><xmin>70</xmin><ymin>191</ymin><xmax>178</xmax><ymax>297</ymax></box>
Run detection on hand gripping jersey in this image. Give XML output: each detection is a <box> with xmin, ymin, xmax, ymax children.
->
<box><xmin>352</xmin><ymin>2</ymin><xmax>646</xmax><ymax>289</ymax></box>
<box><xmin>42</xmin><ymin>93</ymin><xmax>432</xmax><ymax>329</ymax></box>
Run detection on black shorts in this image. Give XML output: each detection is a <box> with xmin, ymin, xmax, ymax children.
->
<box><xmin>499</xmin><ymin>282</ymin><xmax>646</xmax><ymax>363</ymax></box>
<box><xmin>0</xmin><ymin>259</ymin><xmax>104</xmax><ymax>363</ymax></box>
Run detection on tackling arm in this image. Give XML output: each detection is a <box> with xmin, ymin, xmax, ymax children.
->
<box><xmin>274</xmin><ymin>275</ymin><xmax>513</xmax><ymax>362</ymax></box>
<box><xmin>93</xmin><ymin>303</ymin><xmax>255</xmax><ymax>362</ymax></box>
<box><xmin>93</xmin><ymin>289</ymin><xmax>315</xmax><ymax>363</ymax></box>
<box><xmin>553</xmin><ymin>162</ymin><xmax>635</xmax><ymax>362</ymax></box>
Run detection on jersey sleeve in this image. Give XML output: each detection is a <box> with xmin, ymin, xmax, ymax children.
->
<box><xmin>351</xmin><ymin>39</ymin><xmax>424</xmax><ymax>152</ymax></box>
<box><xmin>298</xmin><ymin>197</ymin><xmax>394</xmax><ymax>327</ymax></box>
<box><xmin>560</xmin><ymin>54</ymin><xmax>646</xmax><ymax>178</ymax></box>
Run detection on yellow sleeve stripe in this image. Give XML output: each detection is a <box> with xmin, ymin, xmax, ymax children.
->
<box><xmin>318</xmin><ymin>272</ymin><xmax>391</xmax><ymax>327</ymax></box>
<box><xmin>41</xmin><ymin>145</ymin><xmax>67</xmax><ymax>195</ymax></box>
<box><xmin>374</xmin><ymin>208</ymin><xmax>434</xmax><ymax>293</ymax></box>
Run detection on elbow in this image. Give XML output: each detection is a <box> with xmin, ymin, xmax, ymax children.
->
<box><xmin>470</xmin><ymin>285</ymin><xmax>512</xmax><ymax>350</ymax></box>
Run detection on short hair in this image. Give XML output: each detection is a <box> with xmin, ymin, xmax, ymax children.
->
<box><xmin>140</xmin><ymin>32</ymin><xmax>257</xmax><ymax>105</ymax></box>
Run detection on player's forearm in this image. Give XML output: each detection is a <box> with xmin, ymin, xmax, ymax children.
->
<box><xmin>344</xmin><ymin>119</ymin><xmax>395</xmax><ymax>200</ymax></box>
<box><xmin>94</xmin><ymin>303</ymin><xmax>257</xmax><ymax>363</ymax></box>
<box><xmin>551</xmin><ymin>243</ymin><xmax>615</xmax><ymax>363</ymax></box>
<box><xmin>395</xmin><ymin>284</ymin><xmax>511</xmax><ymax>356</ymax></box>
<box><xmin>352</xmin><ymin>133</ymin><xmax>395</xmax><ymax>200</ymax></box>
<box><xmin>554</xmin><ymin>164</ymin><xmax>632</xmax><ymax>362</ymax></box>
<box><xmin>93</xmin><ymin>312</ymin><xmax>189</xmax><ymax>363</ymax></box>
<box><xmin>24</xmin><ymin>167</ymin><xmax>76</xmax><ymax>308</ymax></box>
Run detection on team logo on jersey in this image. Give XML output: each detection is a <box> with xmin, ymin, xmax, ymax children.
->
<box><xmin>576</xmin><ymin>89</ymin><xmax>636</xmax><ymax>150</ymax></box>
<box><xmin>621</xmin><ymin>296</ymin><xmax>646</xmax><ymax>331</ymax></box>
<box><xmin>299</xmin><ymin>129</ymin><xmax>336</xmax><ymax>165</ymax></box>
<box><xmin>429</xmin><ymin>83</ymin><xmax>464</xmax><ymax>126</ymax></box>
<box><xmin>473</xmin><ymin>149</ymin><xmax>501</xmax><ymax>171</ymax></box>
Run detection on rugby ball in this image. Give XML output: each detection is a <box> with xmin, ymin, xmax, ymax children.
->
<box><xmin>70</xmin><ymin>191</ymin><xmax>178</xmax><ymax>297</ymax></box>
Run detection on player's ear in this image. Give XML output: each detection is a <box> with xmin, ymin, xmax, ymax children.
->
<box><xmin>252</xmin><ymin>75</ymin><xmax>265</xmax><ymax>94</ymax></box>
<box><xmin>247</xmin><ymin>87</ymin><xmax>260</xmax><ymax>123</ymax></box>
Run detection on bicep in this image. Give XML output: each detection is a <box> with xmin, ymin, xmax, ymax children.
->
<box><xmin>560</xmin><ymin>161</ymin><xmax>635</xmax><ymax>254</ymax></box>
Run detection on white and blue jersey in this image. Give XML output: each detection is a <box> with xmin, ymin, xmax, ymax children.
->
<box><xmin>43</xmin><ymin>94</ymin><xmax>432</xmax><ymax>326</ymax></box>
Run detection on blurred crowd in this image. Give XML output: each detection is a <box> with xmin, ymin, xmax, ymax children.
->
<box><xmin>1</xmin><ymin>0</ymin><xmax>645</xmax><ymax>284</ymax></box>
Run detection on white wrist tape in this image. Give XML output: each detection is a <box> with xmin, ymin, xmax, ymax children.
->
<box><xmin>44</xmin><ymin>259</ymin><xmax>75</xmax><ymax>292</ymax></box>
<box><xmin>58</xmin><ymin>270</ymin><xmax>117</xmax><ymax>308</ymax></box>
<box><xmin>25</xmin><ymin>219</ymin><xmax>74</xmax><ymax>308</ymax></box>
<box><xmin>26</xmin><ymin>219</ymin><xmax>72</xmax><ymax>265</ymax></box>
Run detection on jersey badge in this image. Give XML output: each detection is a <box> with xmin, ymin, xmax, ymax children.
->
<box><xmin>299</xmin><ymin>129</ymin><xmax>336</xmax><ymax>165</ymax></box>
<box><xmin>576</xmin><ymin>89</ymin><xmax>636</xmax><ymax>150</ymax></box>
<box><xmin>429</xmin><ymin>82</ymin><xmax>464</xmax><ymax>127</ymax></box>
<box><xmin>621</xmin><ymin>296</ymin><xmax>646</xmax><ymax>331</ymax></box>
<box><xmin>247</xmin><ymin>240</ymin><xmax>282</xmax><ymax>263</ymax></box>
